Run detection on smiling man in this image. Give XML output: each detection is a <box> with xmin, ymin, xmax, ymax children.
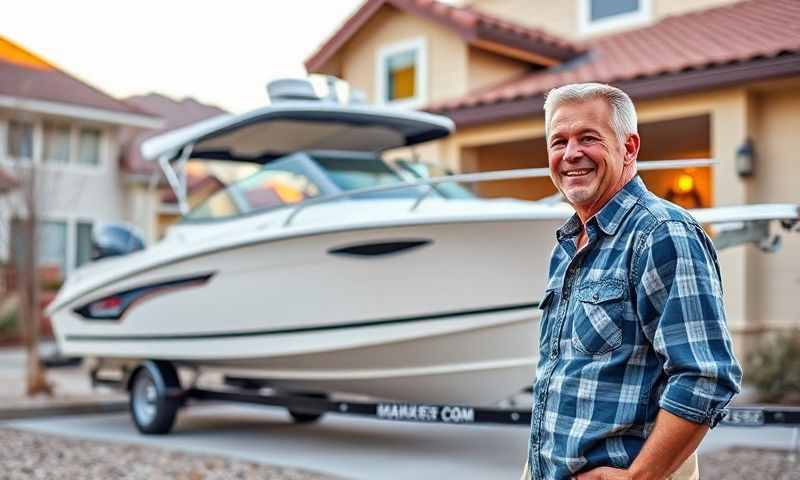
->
<box><xmin>522</xmin><ymin>84</ymin><xmax>742</xmax><ymax>480</ymax></box>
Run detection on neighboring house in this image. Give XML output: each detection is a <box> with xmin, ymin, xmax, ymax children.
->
<box><xmin>120</xmin><ymin>93</ymin><xmax>228</xmax><ymax>239</ymax></box>
<box><xmin>0</xmin><ymin>35</ymin><xmax>162</xmax><ymax>278</ymax></box>
<box><xmin>306</xmin><ymin>0</ymin><xmax>800</xmax><ymax>346</ymax></box>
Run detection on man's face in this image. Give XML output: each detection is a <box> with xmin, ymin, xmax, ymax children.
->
<box><xmin>547</xmin><ymin>98</ymin><xmax>636</xmax><ymax>217</ymax></box>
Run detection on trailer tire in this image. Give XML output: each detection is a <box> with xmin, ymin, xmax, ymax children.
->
<box><xmin>288</xmin><ymin>393</ymin><xmax>327</xmax><ymax>424</ymax></box>
<box><xmin>129</xmin><ymin>361</ymin><xmax>181</xmax><ymax>434</ymax></box>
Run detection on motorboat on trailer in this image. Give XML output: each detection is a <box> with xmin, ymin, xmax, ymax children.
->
<box><xmin>46</xmin><ymin>79</ymin><xmax>800</xmax><ymax>426</ymax></box>
<box><xmin>47</xmin><ymin>79</ymin><xmax>566</xmax><ymax>408</ymax></box>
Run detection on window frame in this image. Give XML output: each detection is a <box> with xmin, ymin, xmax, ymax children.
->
<box><xmin>579</xmin><ymin>0</ymin><xmax>651</xmax><ymax>35</ymax></box>
<box><xmin>0</xmin><ymin>117</ymin><xmax>106</xmax><ymax>173</ymax></box>
<box><xmin>375</xmin><ymin>37</ymin><xmax>428</xmax><ymax>109</ymax></box>
<box><xmin>5</xmin><ymin>119</ymin><xmax>35</xmax><ymax>163</ymax></box>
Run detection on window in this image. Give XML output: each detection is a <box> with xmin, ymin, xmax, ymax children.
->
<box><xmin>7</xmin><ymin>120</ymin><xmax>33</xmax><ymax>161</ymax></box>
<box><xmin>376</xmin><ymin>38</ymin><xmax>427</xmax><ymax>107</ymax></box>
<box><xmin>77</xmin><ymin>128</ymin><xmax>101</xmax><ymax>166</ymax></box>
<box><xmin>581</xmin><ymin>0</ymin><xmax>650</xmax><ymax>34</ymax></box>
<box><xmin>38</xmin><ymin>220</ymin><xmax>68</xmax><ymax>274</ymax></box>
<box><xmin>43</xmin><ymin>123</ymin><xmax>70</xmax><ymax>163</ymax></box>
<box><xmin>75</xmin><ymin>221</ymin><xmax>94</xmax><ymax>267</ymax></box>
<box><xmin>386</xmin><ymin>50</ymin><xmax>417</xmax><ymax>101</ymax></box>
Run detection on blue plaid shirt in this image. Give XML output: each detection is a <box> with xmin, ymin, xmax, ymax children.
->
<box><xmin>528</xmin><ymin>176</ymin><xmax>742</xmax><ymax>479</ymax></box>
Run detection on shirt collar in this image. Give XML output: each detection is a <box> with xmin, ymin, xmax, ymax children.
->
<box><xmin>556</xmin><ymin>176</ymin><xmax>647</xmax><ymax>241</ymax></box>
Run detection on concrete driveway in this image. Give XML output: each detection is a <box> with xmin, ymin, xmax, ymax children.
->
<box><xmin>5</xmin><ymin>402</ymin><xmax>799</xmax><ymax>480</ymax></box>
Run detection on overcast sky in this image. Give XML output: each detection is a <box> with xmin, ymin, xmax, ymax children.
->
<box><xmin>1</xmin><ymin>0</ymin><xmax>373</xmax><ymax>113</ymax></box>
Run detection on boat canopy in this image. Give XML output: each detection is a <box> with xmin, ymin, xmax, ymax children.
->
<box><xmin>140</xmin><ymin>102</ymin><xmax>454</xmax><ymax>164</ymax></box>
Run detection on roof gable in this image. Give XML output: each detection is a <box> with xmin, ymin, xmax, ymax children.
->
<box><xmin>305</xmin><ymin>0</ymin><xmax>583</xmax><ymax>72</ymax></box>
<box><xmin>0</xmin><ymin>35</ymin><xmax>154</xmax><ymax>119</ymax></box>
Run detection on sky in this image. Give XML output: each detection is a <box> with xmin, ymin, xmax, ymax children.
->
<box><xmin>0</xmin><ymin>0</ymin><xmax>370</xmax><ymax>113</ymax></box>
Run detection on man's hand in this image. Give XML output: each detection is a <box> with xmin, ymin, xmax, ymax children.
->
<box><xmin>573</xmin><ymin>467</ymin><xmax>632</xmax><ymax>480</ymax></box>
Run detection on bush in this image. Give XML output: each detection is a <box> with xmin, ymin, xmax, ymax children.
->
<box><xmin>0</xmin><ymin>308</ymin><xmax>18</xmax><ymax>338</ymax></box>
<box><xmin>745</xmin><ymin>329</ymin><xmax>800</xmax><ymax>404</ymax></box>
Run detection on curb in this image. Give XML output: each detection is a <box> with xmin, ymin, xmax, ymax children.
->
<box><xmin>0</xmin><ymin>399</ymin><xmax>128</xmax><ymax>421</ymax></box>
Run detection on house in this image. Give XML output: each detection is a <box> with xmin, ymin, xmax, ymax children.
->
<box><xmin>305</xmin><ymin>0</ymin><xmax>800</xmax><ymax>348</ymax></box>
<box><xmin>0</xmin><ymin>35</ymin><xmax>162</xmax><ymax>278</ymax></box>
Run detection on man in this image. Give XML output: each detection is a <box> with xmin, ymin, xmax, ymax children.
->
<box><xmin>522</xmin><ymin>83</ymin><xmax>742</xmax><ymax>480</ymax></box>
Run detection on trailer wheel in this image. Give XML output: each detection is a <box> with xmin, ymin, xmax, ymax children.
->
<box><xmin>129</xmin><ymin>361</ymin><xmax>181</xmax><ymax>434</ymax></box>
<box><xmin>288</xmin><ymin>393</ymin><xmax>327</xmax><ymax>424</ymax></box>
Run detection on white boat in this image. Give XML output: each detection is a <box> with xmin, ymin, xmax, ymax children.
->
<box><xmin>46</xmin><ymin>79</ymin><xmax>800</xmax><ymax>412</ymax></box>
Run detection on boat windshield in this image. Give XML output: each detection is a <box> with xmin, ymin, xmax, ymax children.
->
<box><xmin>184</xmin><ymin>152</ymin><xmax>430</xmax><ymax>222</ymax></box>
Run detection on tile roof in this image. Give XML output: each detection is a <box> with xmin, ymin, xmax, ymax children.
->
<box><xmin>305</xmin><ymin>0</ymin><xmax>583</xmax><ymax>72</ymax></box>
<box><xmin>427</xmin><ymin>0</ymin><xmax>800</xmax><ymax>122</ymax></box>
<box><xmin>121</xmin><ymin>93</ymin><xmax>227</xmax><ymax>176</ymax></box>
<box><xmin>0</xmin><ymin>36</ymin><xmax>151</xmax><ymax>117</ymax></box>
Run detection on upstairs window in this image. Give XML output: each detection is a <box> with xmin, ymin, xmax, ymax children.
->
<box><xmin>581</xmin><ymin>0</ymin><xmax>650</xmax><ymax>34</ymax></box>
<box><xmin>386</xmin><ymin>50</ymin><xmax>417</xmax><ymax>101</ymax></box>
<box><xmin>7</xmin><ymin>120</ymin><xmax>33</xmax><ymax>161</ymax></box>
<box><xmin>43</xmin><ymin>123</ymin><xmax>71</xmax><ymax>164</ymax></box>
<box><xmin>376</xmin><ymin>38</ymin><xmax>427</xmax><ymax>108</ymax></box>
<box><xmin>77</xmin><ymin>127</ymin><xmax>101</xmax><ymax>166</ymax></box>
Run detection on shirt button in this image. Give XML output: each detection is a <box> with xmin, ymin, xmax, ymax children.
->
<box><xmin>550</xmin><ymin>350</ymin><xmax>558</xmax><ymax>360</ymax></box>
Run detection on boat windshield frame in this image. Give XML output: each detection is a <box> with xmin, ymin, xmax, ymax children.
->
<box><xmin>178</xmin><ymin>150</ymin><xmax>438</xmax><ymax>224</ymax></box>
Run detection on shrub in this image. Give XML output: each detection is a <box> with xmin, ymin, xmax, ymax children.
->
<box><xmin>0</xmin><ymin>308</ymin><xmax>18</xmax><ymax>338</ymax></box>
<box><xmin>745</xmin><ymin>329</ymin><xmax>800</xmax><ymax>404</ymax></box>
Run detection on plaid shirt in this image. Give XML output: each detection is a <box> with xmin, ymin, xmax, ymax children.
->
<box><xmin>528</xmin><ymin>177</ymin><xmax>742</xmax><ymax>479</ymax></box>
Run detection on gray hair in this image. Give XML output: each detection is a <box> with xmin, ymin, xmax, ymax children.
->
<box><xmin>543</xmin><ymin>83</ymin><xmax>638</xmax><ymax>143</ymax></box>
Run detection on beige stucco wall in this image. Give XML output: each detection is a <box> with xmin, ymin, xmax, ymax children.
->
<box><xmin>746</xmin><ymin>85</ymin><xmax>800</xmax><ymax>329</ymax></box>
<box><xmin>463</xmin><ymin>0</ymin><xmax>739</xmax><ymax>39</ymax></box>
<box><xmin>336</xmin><ymin>6</ymin><xmax>469</xmax><ymax>105</ymax></box>
<box><xmin>467</xmin><ymin>47</ymin><xmax>530</xmax><ymax>92</ymax></box>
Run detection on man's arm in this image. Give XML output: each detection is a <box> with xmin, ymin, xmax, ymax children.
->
<box><xmin>628</xmin><ymin>409</ymin><xmax>707</xmax><ymax>478</ymax></box>
<box><xmin>574</xmin><ymin>408</ymin><xmax>706</xmax><ymax>480</ymax></box>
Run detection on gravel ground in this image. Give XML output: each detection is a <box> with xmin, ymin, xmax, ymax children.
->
<box><xmin>699</xmin><ymin>447</ymin><xmax>800</xmax><ymax>480</ymax></box>
<box><xmin>2</xmin><ymin>426</ymin><xmax>798</xmax><ymax>479</ymax></box>
<box><xmin>0</xmin><ymin>428</ymin><xmax>344</xmax><ymax>480</ymax></box>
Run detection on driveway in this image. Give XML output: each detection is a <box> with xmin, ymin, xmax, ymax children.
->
<box><xmin>5</xmin><ymin>402</ymin><xmax>798</xmax><ymax>480</ymax></box>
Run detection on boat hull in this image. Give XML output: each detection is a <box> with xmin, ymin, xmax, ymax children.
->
<box><xmin>52</xmin><ymin>218</ymin><xmax>559</xmax><ymax>405</ymax></box>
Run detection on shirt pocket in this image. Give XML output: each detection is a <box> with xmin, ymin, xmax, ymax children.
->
<box><xmin>571</xmin><ymin>280</ymin><xmax>626</xmax><ymax>355</ymax></box>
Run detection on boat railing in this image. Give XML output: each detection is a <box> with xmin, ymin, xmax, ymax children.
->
<box><xmin>282</xmin><ymin>158</ymin><xmax>716</xmax><ymax>227</ymax></box>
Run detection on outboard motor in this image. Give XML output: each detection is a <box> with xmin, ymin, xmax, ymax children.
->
<box><xmin>91</xmin><ymin>224</ymin><xmax>145</xmax><ymax>261</ymax></box>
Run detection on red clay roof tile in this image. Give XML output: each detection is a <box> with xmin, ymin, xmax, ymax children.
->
<box><xmin>428</xmin><ymin>0</ymin><xmax>800</xmax><ymax>116</ymax></box>
<box><xmin>0</xmin><ymin>36</ymin><xmax>152</xmax><ymax>117</ymax></box>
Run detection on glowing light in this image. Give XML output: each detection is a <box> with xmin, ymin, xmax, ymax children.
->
<box><xmin>675</xmin><ymin>173</ymin><xmax>695</xmax><ymax>194</ymax></box>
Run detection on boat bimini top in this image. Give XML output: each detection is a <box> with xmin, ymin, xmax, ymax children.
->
<box><xmin>140</xmin><ymin>78</ymin><xmax>454</xmax><ymax>214</ymax></box>
<box><xmin>140</xmin><ymin>79</ymin><xmax>454</xmax><ymax>164</ymax></box>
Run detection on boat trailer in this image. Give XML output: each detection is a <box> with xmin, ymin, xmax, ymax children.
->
<box><xmin>93</xmin><ymin>360</ymin><xmax>800</xmax><ymax>462</ymax></box>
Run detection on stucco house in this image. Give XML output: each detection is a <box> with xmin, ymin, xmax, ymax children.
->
<box><xmin>305</xmin><ymin>0</ymin><xmax>800</xmax><ymax>347</ymax></box>
<box><xmin>0</xmin><ymin>35</ymin><xmax>162</xmax><ymax>277</ymax></box>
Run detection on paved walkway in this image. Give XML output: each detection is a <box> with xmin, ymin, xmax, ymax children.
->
<box><xmin>0</xmin><ymin>344</ymin><xmax>127</xmax><ymax>419</ymax></box>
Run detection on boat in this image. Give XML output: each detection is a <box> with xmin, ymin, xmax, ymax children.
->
<box><xmin>46</xmin><ymin>78</ymin><xmax>800</xmax><ymax>412</ymax></box>
<box><xmin>46</xmin><ymin>79</ymin><xmax>567</xmax><ymax>408</ymax></box>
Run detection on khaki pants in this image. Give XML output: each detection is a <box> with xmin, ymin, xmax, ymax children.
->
<box><xmin>519</xmin><ymin>452</ymin><xmax>699</xmax><ymax>480</ymax></box>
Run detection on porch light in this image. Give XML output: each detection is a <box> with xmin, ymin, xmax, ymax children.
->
<box><xmin>736</xmin><ymin>138</ymin><xmax>756</xmax><ymax>178</ymax></box>
<box><xmin>675</xmin><ymin>173</ymin><xmax>695</xmax><ymax>195</ymax></box>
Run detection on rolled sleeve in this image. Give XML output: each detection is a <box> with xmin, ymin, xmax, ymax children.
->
<box><xmin>634</xmin><ymin>220</ymin><xmax>742</xmax><ymax>427</ymax></box>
